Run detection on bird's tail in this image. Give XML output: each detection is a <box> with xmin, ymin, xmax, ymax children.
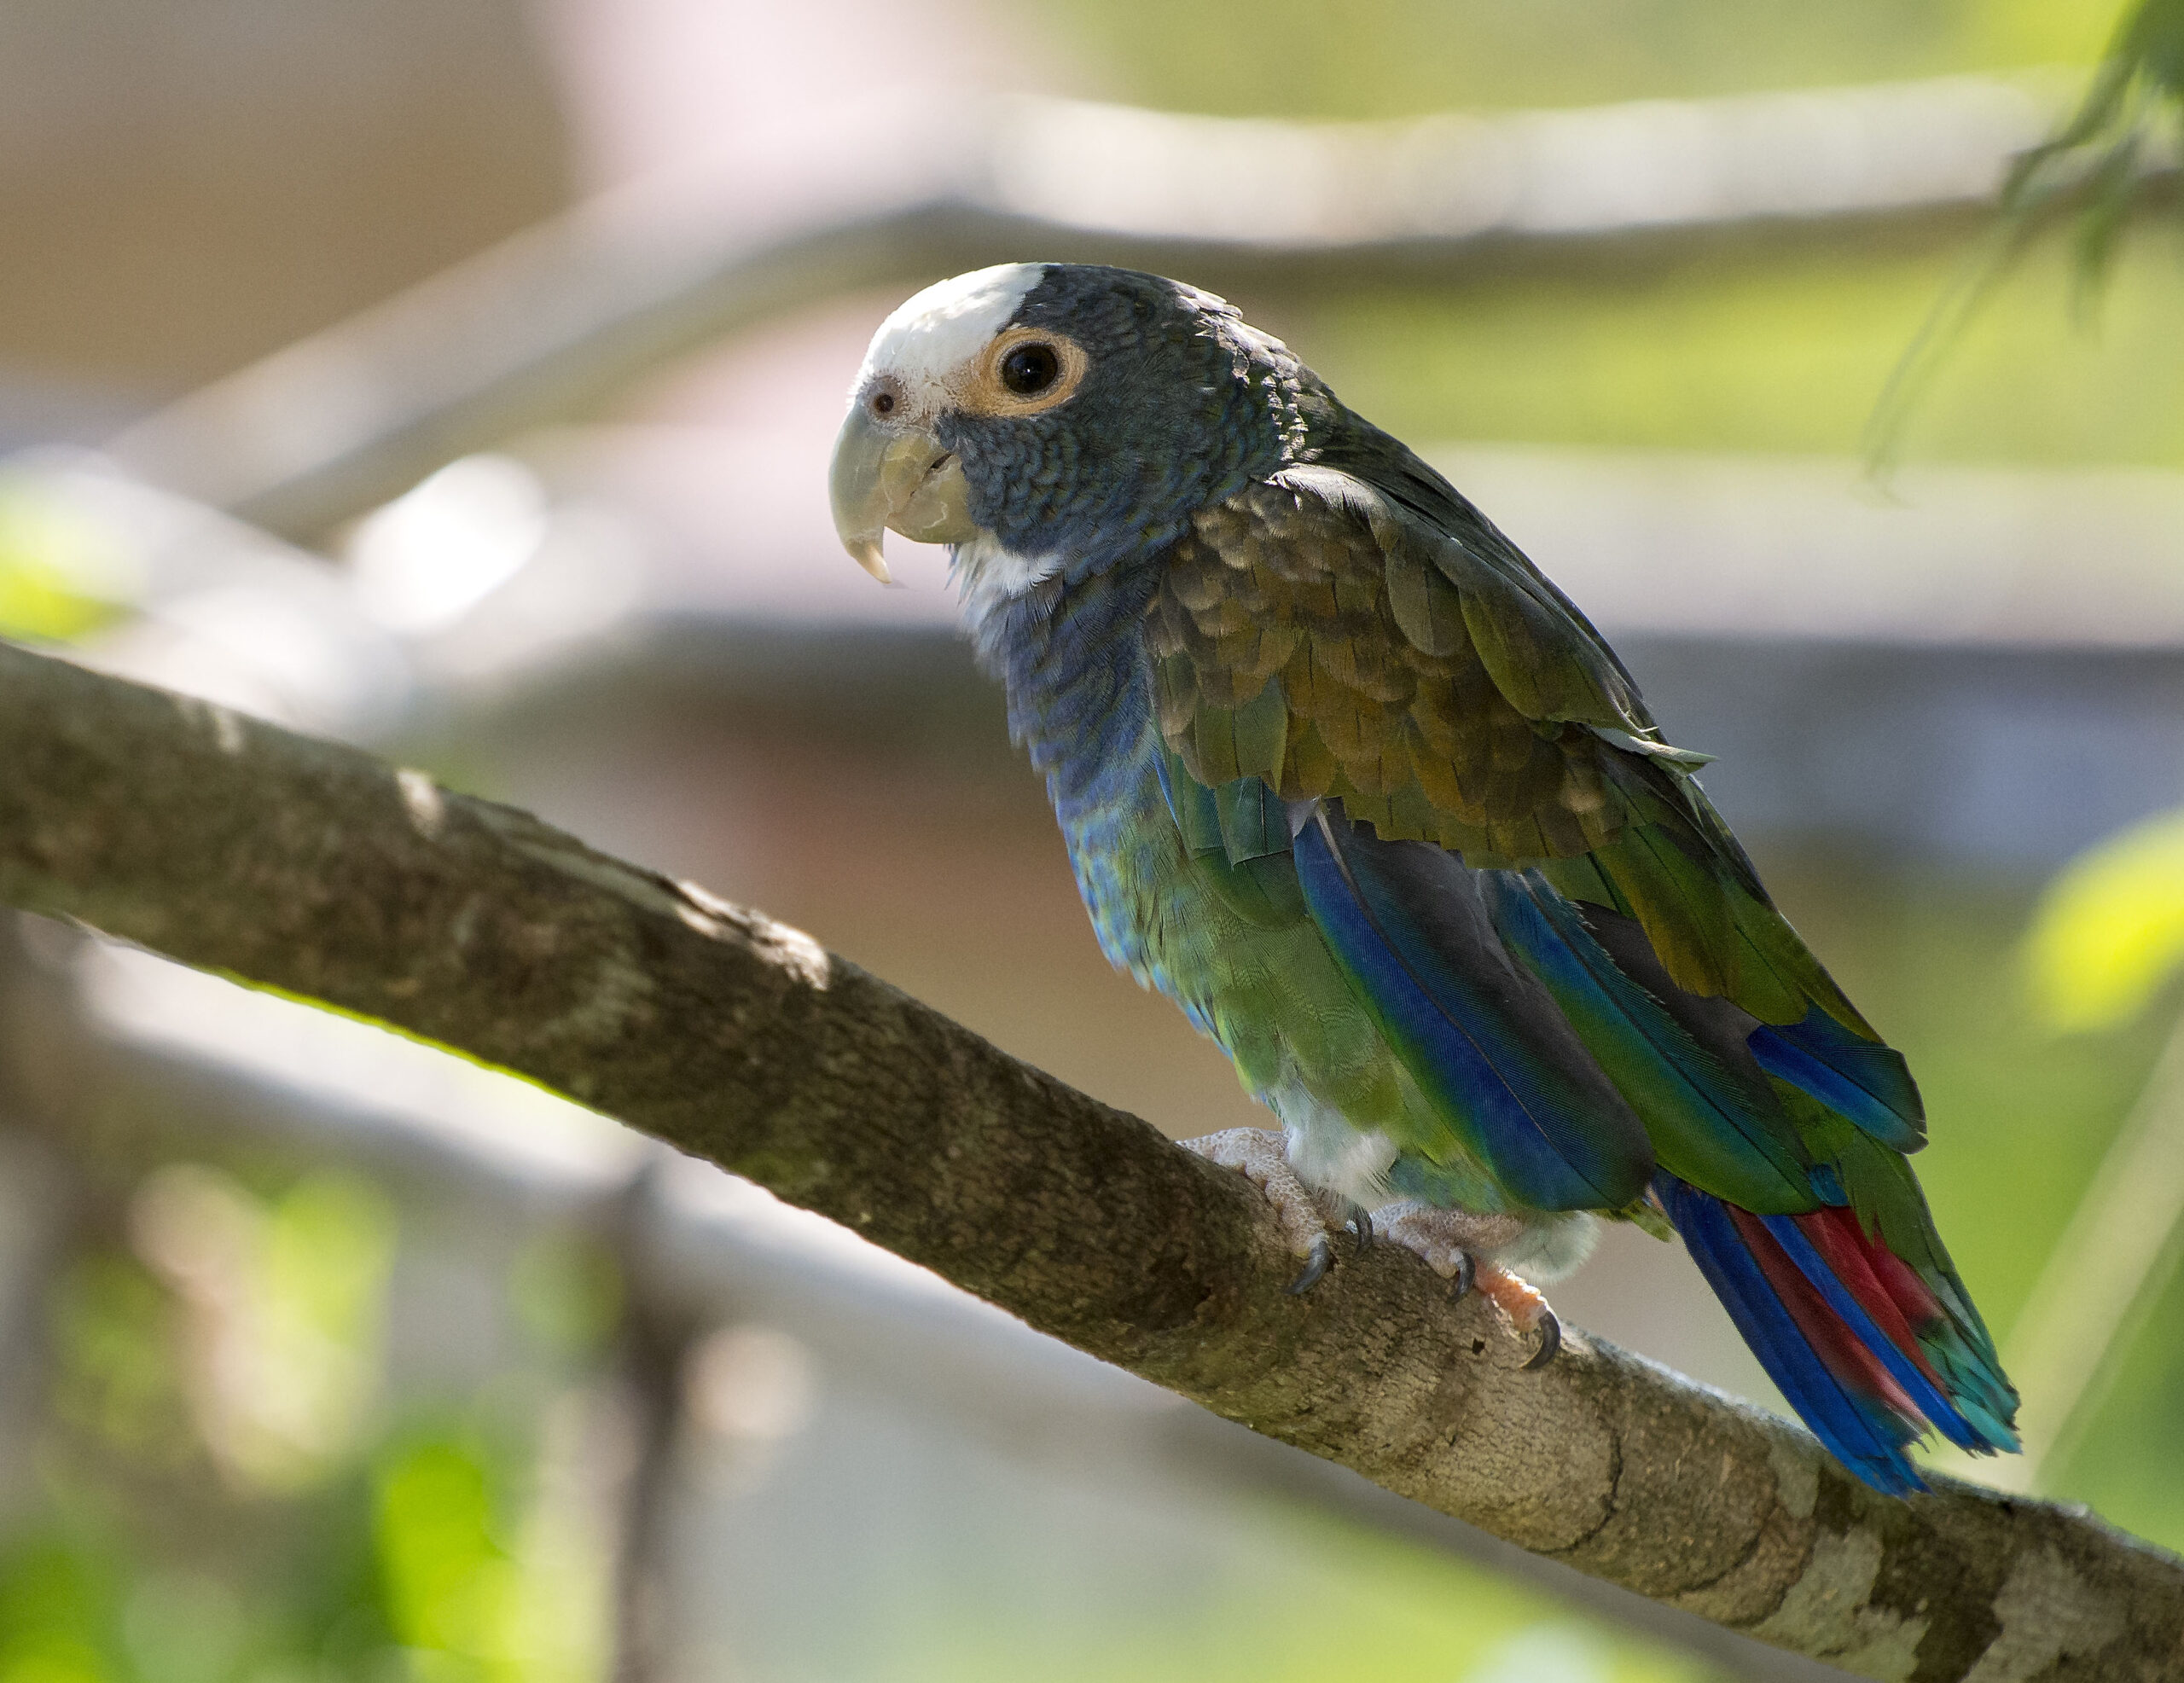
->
<box><xmin>1658</xmin><ymin>1174</ymin><xmax>2019</xmax><ymax>1494</ymax></box>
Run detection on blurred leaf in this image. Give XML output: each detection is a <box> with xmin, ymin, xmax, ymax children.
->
<box><xmin>132</xmin><ymin>1167</ymin><xmax>397</xmax><ymax>1494</ymax></box>
<box><xmin>1869</xmin><ymin>0</ymin><xmax>2184</xmax><ymax>469</ymax></box>
<box><xmin>2007</xmin><ymin>0</ymin><xmax>2184</xmax><ymax>306</ymax></box>
<box><xmin>372</xmin><ymin>1430</ymin><xmax>607</xmax><ymax>1683</ymax></box>
<box><xmin>375</xmin><ymin>1438</ymin><xmax>507</xmax><ymax>1669</ymax></box>
<box><xmin>0</xmin><ymin>1540</ymin><xmax>119</xmax><ymax>1683</ymax></box>
<box><xmin>2024</xmin><ymin>805</ymin><xmax>2184</xmax><ymax>1030</ymax></box>
<box><xmin>0</xmin><ymin>477</ymin><xmax>136</xmax><ymax>644</ymax></box>
<box><xmin>262</xmin><ymin>1172</ymin><xmax>398</xmax><ymax>1352</ymax></box>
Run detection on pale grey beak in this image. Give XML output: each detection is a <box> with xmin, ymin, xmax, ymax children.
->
<box><xmin>828</xmin><ymin>407</ymin><xmax>977</xmax><ymax>583</ymax></box>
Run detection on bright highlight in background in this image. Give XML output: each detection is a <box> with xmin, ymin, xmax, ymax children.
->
<box><xmin>350</xmin><ymin>455</ymin><xmax>550</xmax><ymax>634</ymax></box>
<box><xmin>2024</xmin><ymin>804</ymin><xmax>2184</xmax><ymax>1031</ymax></box>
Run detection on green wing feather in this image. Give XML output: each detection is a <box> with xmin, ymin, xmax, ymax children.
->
<box><xmin>1145</xmin><ymin>447</ymin><xmax>1899</xmax><ymax>1206</ymax></box>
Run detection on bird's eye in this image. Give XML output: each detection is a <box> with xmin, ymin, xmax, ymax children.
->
<box><xmin>1001</xmin><ymin>342</ymin><xmax>1060</xmax><ymax>396</ymax></box>
<box><xmin>869</xmin><ymin>388</ymin><xmax>897</xmax><ymax>416</ymax></box>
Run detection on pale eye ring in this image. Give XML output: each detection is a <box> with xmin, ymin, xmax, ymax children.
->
<box><xmin>867</xmin><ymin>378</ymin><xmax>903</xmax><ymax>419</ymax></box>
<box><xmin>1000</xmin><ymin>342</ymin><xmax>1060</xmax><ymax>396</ymax></box>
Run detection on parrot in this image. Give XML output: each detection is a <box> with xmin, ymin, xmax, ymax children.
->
<box><xmin>827</xmin><ymin>261</ymin><xmax>2018</xmax><ymax>1494</ymax></box>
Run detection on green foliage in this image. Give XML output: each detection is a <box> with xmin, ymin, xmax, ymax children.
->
<box><xmin>372</xmin><ymin>1430</ymin><xmax>608</xmax><ymax>1683</ymax></box>
<box><xmin>0</xmin><ymin>1164</ymin><xmax>612</xmax><ymax>1683</ymax></box>
<box><xmin>374</xmin><ymin>1437</ymin><xmax>508</xmax><ymax>1668</ymax></box>
<box><xmin>2005</xmin><ymin>0</ymin><xmax>2184</xmax><ymax>298</ymax></box>
<box><xmin>1868</xmin><ymin>0</ymin><xmax>2184</xmax><ymax>467</ymax></box>
<box><xmin>2023</xmin><ymin>806</ymin><xmax>2184</xmax><ymax>1031</ymax></box>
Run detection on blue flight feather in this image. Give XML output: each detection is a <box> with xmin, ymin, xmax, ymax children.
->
<box><xmin>1486</xmin><ymin>872</ymin><xmax>1815</xmax><ymax>1213</ymax></box>
<box><xmin>1292</xmin><ymin>808</ymin><xmax>1652</xmax><ymax>1210</ymax></box>
<box><xmin>1750</xmin><ymin>1008</ymin><xmax>1925</xmax><ymax>1152</ymax></box>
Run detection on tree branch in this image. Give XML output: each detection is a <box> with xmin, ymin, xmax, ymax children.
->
<box><xmin>0</xmin><ymin>639</ymin><xmax>2174</xmax><ymax>1681</ymax></box>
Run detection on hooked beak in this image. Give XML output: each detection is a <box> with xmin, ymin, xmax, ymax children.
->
<box><xmin>828</xmin><ymin>407</ymin><xmax>976</xmax><ymax>583</ymax></box>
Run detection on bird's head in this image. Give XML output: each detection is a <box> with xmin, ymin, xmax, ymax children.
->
<box><xmin>829</xmin><ymin>263</ymin><xmax>1313</xmax><ymax>584</ymax></box>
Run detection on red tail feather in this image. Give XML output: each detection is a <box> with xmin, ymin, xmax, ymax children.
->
<box><xmin>1728</xmin><ymin>1207</ymin><xmax>1923</xmax><ymax>1424</ymax></box>
<box><xmin>1792</xmin><ymin>1207</ymin><xmax>1942</xmax><ymax>1385</ymax></box>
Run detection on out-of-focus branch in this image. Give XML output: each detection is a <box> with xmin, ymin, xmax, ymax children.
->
<box><xmin>601</xmin><ymin>1158</ymin><xmax>694</xmax><ymax>1683</ymax></box>
<box><xmin>102</xmin><ymin>77</ymin><xmax>2056</xmax><ymax>541</ymax></box>
<box><xmin>0</xmin><ymin>640</ymin><xmax>2175</xmax><ymax>1682</ymax></box>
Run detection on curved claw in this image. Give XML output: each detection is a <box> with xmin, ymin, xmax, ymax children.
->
<box><xmin>1287</xmin><ymin>1234</ymin><xmax>1335</xmax><ymax>1296</ymax></box>
<box><xmin>1349</xmin><ymin>1208</ymin><xmax>1374</xmax><ymax>1251</ymax></box>
<box><xmin>1449</xmin><ymin>1250</ymin><xmax>1475</xmax><ymax>1303</ymax></box>
<box><xmin>1521</xmin><ymin>1306</ymin><xmax>1562</xmax><ymax>1370</ymax></box>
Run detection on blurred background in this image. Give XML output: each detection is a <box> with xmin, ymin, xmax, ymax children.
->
<box><xmin>0</xmin><ymin>1</ymin><xmax>2179</xmax><ymax>1680</ymax></box>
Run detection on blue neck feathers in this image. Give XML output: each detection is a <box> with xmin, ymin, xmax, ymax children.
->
<box><xmin>960</xmin><ymin>554</ymin><xmax>1164</xmax><ymax>833</ymax></box>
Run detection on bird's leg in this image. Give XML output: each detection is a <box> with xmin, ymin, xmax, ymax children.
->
<box><xmin>1370</xmin><ymin>1201</ymin><xmax>1563</xmax><ymax>1369</ymax></box>
<box><xmin>1178</xmin><ymin>1128</ymin><xmax>1357</xmax><ymax>1293</ymax></box>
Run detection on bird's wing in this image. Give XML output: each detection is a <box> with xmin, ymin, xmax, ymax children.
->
<box><xmin>1151</xmin><ymin>461</ymin><xmax>1937</xmax><ymax>1190</ymax></box>
<box><xmin>1152</xmin><ymin>463</ymin><xmax>1885</xmax><ymax>1027</ymax></box>
<box><xmin>1151</xmin><ymin>461</ymin><xmax>2018</xmax><ymax>1482</ymax></box>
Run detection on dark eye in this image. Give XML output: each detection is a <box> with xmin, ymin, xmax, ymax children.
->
<box><xmin>1000</xmin><ymin>342</ymin><xmax>1060</xmax><ymax>396</ymax></box>
<box><xmin>869</xmin><ymin>388</ymin><xmax>896</xmax><ymax>416</ymax></box>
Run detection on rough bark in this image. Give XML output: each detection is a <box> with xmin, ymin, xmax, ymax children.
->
<box><xmin>0</xmin><ymin>640</ymin><xmax>2175</xmax><ymax>1681</ymax></box>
